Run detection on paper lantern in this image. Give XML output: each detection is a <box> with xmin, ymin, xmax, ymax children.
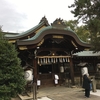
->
<box><xmin>55</xmin><ymin>80</ymin><xmax>58</xmax><ymax>84</ymax></box>
<box><xmin>37</xmin><ymin>80</ymin><xmax>41</xmax><ymax>86</ymax></box>
<box><xmin>25</xmin><ymin>70</ymin><xmax>33</xmax><ymax>81</ymax></box>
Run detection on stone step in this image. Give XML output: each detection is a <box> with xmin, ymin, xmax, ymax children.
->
<box><xmin>18</xmin><ymin>94</ymin><xmax>33</xmax><ymax>100</ymax></box>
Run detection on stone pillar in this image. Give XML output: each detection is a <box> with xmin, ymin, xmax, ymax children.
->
<box><xmin>92</xmin><ymin>77</ymin><xmax>96</xmax><ymax>92</ymax></box>
<box><xmin>95</xmin><ymin>63</ymin><xmax>100</xmax><ymax>89</ymax></box>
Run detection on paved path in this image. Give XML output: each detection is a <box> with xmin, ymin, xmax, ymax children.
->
<box><xmin>37</xmin><ymin>86</ymin><xmax>100</xmax><ymax>100</ymax></box>
<box><xmin>12</xmin><ymin>86</ymin><xmax>100</xmax><ymax>100</ymax></box>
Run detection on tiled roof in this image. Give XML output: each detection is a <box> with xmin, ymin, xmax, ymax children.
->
<box><xmin>73</xmin><ymin>51</ymin><xmax>100</xmax><ymax>56</ymax></box>
<box><xmin>4</xmin><ymin>22</ymin><xmax>44</xmax><ymax>39</ymax></box>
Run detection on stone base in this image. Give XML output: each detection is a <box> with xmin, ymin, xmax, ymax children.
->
<box><xmin>18</xmin><ymin>94</ymin><xmax>33</xmax><ymax>100</ymax></box>
<box><xmin>96</xmin><ymin>83</ymin><xmax>100</xmax><ymax>89</ymax></box>
<box><xmin>95</xmin><ymin>72</ymin><xmax>100</xmax><ymax>89</ymax></box>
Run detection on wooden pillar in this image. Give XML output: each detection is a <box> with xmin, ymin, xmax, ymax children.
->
<box><xmin>69</xmin><ymin>57</ymin><xmax>75</xmax><ymax>85</ymax></box>
<box><xmin>79</xmin><ymin>67</ymin><xmax>82</xmax><ymax>86</ymax></box>
<box><xmin>33</xmin><ymin>58</ymin><xmax>37</xmax><ymax>100</ymax></box>
<box><xmin>33</xmin><ymin>58</ymin><xmax>37</xmax><ymax>83</ymax></box>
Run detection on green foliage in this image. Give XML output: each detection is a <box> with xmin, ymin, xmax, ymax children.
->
<box><xmin>76</xmin><ymin>25</ymin><xmax>91</xmax><ymax>42</ymax></box>
<box><xmin>0</xmin><ymin>32</ymin><xmax>26</xmax><ymax>100</ymax></box>
<box><xmin>64</xmin><ymin>20</ymin><xmax>78</xmax><ymax>31</ymax></box>
<box><xmin>69</xmin><ymin>0</ymin><xmax>100</xmax><ymax>21</ymax></box>
<box><xmin>69</xmin><ymin>0</ymin><xmax>100</xmax><ymax>51</ymax></box>
<box><xmin>64</xmin><ymin>20</ymin><xmax>90</xmax><ymax>42</ymax></box>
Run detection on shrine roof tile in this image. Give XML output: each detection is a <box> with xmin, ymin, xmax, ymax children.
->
<box><xmin>73</xmin><ymin>51</ymin><xmax>100</xmax><ymax>56</ymax></box>
<box><xmin>4</xmin><ymin>21</ymin><xmax>45</xmax><ymax>39</ymax></box>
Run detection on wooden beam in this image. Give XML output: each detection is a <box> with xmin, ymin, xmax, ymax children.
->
<box><xmin>36</xmin><ymin>56</ymin><xmax>71</xmax><ymax>58</ymax></box>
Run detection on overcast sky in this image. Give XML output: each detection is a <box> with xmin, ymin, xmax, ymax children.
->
<box><xmin>0</xmin><ymin>0</ymin><xmax>75</xmax><ymax>33</ymax></box>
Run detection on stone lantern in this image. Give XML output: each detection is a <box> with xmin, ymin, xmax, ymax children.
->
<box><xmin>95</xmin><ymin>63</ymin><xmax>100</xmax><ymax>89</ymax></box>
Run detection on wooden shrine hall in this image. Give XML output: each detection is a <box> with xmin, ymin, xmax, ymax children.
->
<box><xmin>5</xmin><ymin>16</ymin><xmax>92</xmax><ymax>87</ymax></box>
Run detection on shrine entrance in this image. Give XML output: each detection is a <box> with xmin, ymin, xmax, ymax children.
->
<box><xmin>36</xmin><ymin>56</ymin><xmax>71</xmax><ymax>87</ymax></box>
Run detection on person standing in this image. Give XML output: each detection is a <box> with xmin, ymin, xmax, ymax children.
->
<box><xmin>82</xmin><ymin>74</ymin><xmax>92</xmax><ymax>98</ymax></box>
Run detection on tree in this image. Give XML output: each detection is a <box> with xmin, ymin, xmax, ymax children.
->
<box><xmin>64</xmin><ymin>20</ymin><xmax>90</xmax><ymax>42</ymax></box>
<box><xmin>64</xmin><ymin>20</ymin><xmax>78</xmax><ymax>31</ymax></box>
<box><xmin>0</xmin><ymin>31</ymin><xmax>26</xmax><ymax>100</ymax></box>
<box><xmin>69</xmin><ymin>0</ymin><xmax>100</xmax><ymax>51</ymax></box>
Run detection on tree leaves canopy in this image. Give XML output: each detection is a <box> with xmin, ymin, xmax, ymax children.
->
<box><xmin>64</xmin><ymin>20</ymin><xmax>90</xmax><ymax>42</ymax></box>
<box><xmin>69</xmin><ymin>0</ymin><xmax>100</xmax><ymax>51</ymax></box>
<box><xmin>0</xmin><ymin>32</ymin><xmax>26</xmax><ymax>100</ymax></box>
<box><xmin>69</xmin><ymin>0</ymin><xmax>100</xmax><ymax>22</ymax></box>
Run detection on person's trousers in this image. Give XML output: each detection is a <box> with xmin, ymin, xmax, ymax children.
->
<box><xmin>85</xmin><ymin>89</ymin><xmax>90</xmax><ymax>97</ymax></box>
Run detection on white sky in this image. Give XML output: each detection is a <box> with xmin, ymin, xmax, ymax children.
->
<box><xmin>0</xmin><ymin>0</ymin><xmax>75</xmax><ymax>33</ymax></box>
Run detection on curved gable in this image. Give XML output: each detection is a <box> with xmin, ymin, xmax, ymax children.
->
<box><xmin>17</xmin><ymin>26</ymin><xmax>92</xmax><ymax>48</ymax></box>
<box><xmin>4</xmin><ymin>17</ymin><xmax>92</xmax><ymax>50</ymax></box>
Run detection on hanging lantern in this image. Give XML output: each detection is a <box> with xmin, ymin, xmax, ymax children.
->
<box><xmin>24</xmin><ymin>69</ymin><xmax>33</xmax><ymax>81</ymax></box>
<box><xmin>60</xmin><ymin>66</ymin><xmax>64</xmax><ymax>73</ymax></box>
<box><xmin>37</xmin><ymin>80</ymin><xmax>41</xmax><ymax>86</ymax></box>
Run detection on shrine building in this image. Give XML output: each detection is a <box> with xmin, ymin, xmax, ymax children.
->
<box><xmin>4</xmin><ymin>16</ymin><xmax>99</xmax><ymax>87</ymax></box>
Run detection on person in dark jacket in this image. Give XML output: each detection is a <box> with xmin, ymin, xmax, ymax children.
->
<box><xmin>82</xmin><ymin>74</ymin><xmax>92</xmax><ymax>98</ymax></box>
